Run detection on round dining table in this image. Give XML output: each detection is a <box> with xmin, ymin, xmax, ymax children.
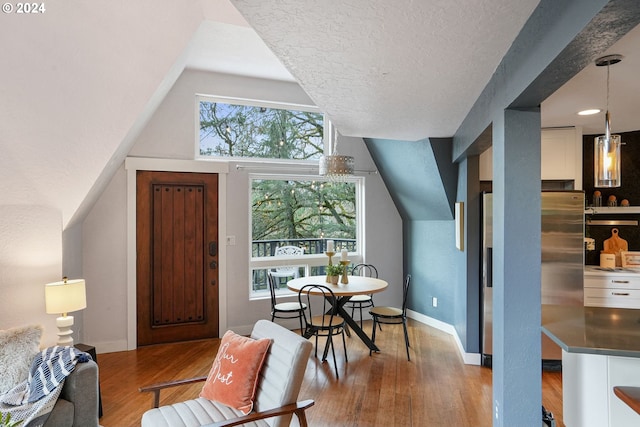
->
<box><xmin>287</xmin><ymin>275</ymin><xmax>388</xmax><ymax>352</ymax></box>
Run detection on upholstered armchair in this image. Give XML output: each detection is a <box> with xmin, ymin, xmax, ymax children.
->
<box><xmin>140</xmin><ymin>320</ymin><xmax>313</xmax><ymax>427</ymax></box>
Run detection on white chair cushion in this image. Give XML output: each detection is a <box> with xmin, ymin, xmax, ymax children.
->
<box><xmin>348</xmin><ymin>295</ymin><xmax>372</xmax><ymax>303</ymax></box>
<box><xmin>274</xmin><ymin>302</ymin><xmax>305</xmax><ymax>311</ymax></box>
<box><xmin>141</xmin><ymin>397</ymin><xmax>270</xmax><ymax>427</ymax></box>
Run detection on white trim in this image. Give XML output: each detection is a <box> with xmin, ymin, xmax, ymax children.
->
<box><xmin>125</xmin><ymin>157</ymin><xmax>230</xmax><ymax>174</ymax></box>
<box><xmin>126</xmin><ymin>165</ymin><xmax>137</xmax><ymax>350</ymax></box>
<box><xmin>407</xmin><ymin>309</ymin><xmax>481</xmax><ymax>366</ymax></box>
<box><xmin>93</xmin><ymin>340</ymin><xmax>128</xmax><ymax>355</ymax></box>
<box><xmin>124</xmin><ymin>157</ymin><xmax>229</xmax><ymax>350</ymax></box>
<box><xmin>196</xmin><ymin>94</ymin><xmax>321</xmax><ymax>113</ymax></box>
<box><xmin>357</xmin><ymin>175</ymin><xmax>366</xmax><ymax>261</ymax></box>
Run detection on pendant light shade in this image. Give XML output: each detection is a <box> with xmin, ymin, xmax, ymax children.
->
<box><xmin>594</xmin><ymin>54</ymin><xmax>623</xmax><ymax>188</ymax></box>
<box><xmin>594</xmin><ymin>114</ymin><xmax>621</xmax><ymax>188</ymax></box>
<box><xmin>319</xmin><ymin>125</ymin><xmax>354</xmax><ymax>181</ymax></box>
<box><xmin>319</xmin><ymin>154</ymin><xmax>355</xmax><ymax>180</ymax></box>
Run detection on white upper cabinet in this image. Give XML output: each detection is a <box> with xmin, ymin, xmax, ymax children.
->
<box><xmin>479</xmin><ymin>127</ymin><xmax>583</xmax><ymax>189</ymax></box>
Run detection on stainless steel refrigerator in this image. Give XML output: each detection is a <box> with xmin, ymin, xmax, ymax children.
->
<box><xmin>481</xmin><ymin>191</ymin><xmax>584</xmax><ymax>365</ymax></box>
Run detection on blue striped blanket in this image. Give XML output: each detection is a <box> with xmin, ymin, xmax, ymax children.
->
<box><xmin>0</xmin><ymin>346</ymin><xmax>91</xmax><ymax>427</ymax></box>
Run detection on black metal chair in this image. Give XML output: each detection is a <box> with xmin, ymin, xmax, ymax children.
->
<box><xmin>267</xmin><ymin>271</ymin><xmax>306</xmax><ymax>334</ymax></box>
<box><xmin>298</xmin><ymin>284</ymin><xmax>348</xmax><ymax>379</ymax></box>
<box><xmin>345</xmin><ymin>263</ymin><xmax>380</xmax><ymax>330</ymax></box>
<box><xmin>369</xmin><ymin>274</ymin><xmax>412</xmax><ymax>361</ymax></box>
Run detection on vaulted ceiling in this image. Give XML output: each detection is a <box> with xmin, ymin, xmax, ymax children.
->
<box><xmin>1</xmin><ymin>0</ymin><xmax>638</xmax><ymax>228</ymax></box>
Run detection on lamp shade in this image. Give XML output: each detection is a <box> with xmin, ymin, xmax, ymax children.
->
<box><xmin>45</xmin><ymin>278</ymin><xmax>87</xmax><ymax>315</ymax></box>
<box><xmin>594</xmin><ymin>133</ymin><xmax>621</xmax><ymax>188</ymax></box>
<box><xmin>594</xmin><ymin>55</ymin><xmax>623</xmax><ymax>188</ymax></box>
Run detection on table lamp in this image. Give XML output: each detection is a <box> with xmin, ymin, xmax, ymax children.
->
<box><xmin>45</xmin><ymin>277</ymin><xmax>87</xmax><ymax>346</ymax></box>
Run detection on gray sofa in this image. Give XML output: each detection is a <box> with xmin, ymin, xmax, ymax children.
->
<box><xmin>43</xmin><ymin>360</ymin><xmax>100</xmax><ymax>427</ymax></box>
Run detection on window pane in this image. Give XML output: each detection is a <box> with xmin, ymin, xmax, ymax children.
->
<box><xmin>249</xmin><ymin>176</ymin><xmax>362</xmax><ymax>297</ymax></box>
<box><xmin>251</xmin><ymin>179</ymin><xmax>357</xmax><ymax>256</ymax></box>
<box><xmin>199</xmin><ymin>100</ymin><xmax>324</xmax><ymax>160</ymax></box>
<box><xmin>252</xmin><ymin>266</ymin><xmax>332</xmax><ymax>292</ymax></box>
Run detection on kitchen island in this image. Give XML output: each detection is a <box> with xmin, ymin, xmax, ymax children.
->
<box><xmin>542</xmin><ymin>304</ymin><xmax>640</xmax><ymax>427</ymax></box>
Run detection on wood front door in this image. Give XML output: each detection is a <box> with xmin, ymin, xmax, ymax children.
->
<box><xmin>136</xmin><ymin>171</ymin><xmax>219</xmax><ymax>346</ymax></box>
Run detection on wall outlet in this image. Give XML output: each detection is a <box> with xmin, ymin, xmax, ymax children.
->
<box><xmin>432</xmin><ymin>297</ymin><xmax>438</xmax><ymax>307</ymax></box>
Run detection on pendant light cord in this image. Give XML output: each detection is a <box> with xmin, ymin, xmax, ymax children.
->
<box><xmin>606</xmin><ymin>62</ymin><xmax>610</xmax><ymax>113</ymax></box>
<box><xmin>605</xmin><ymin>62</ymin><xmax>610</xmax><ymax>140</ymax></box>
<box><xmin>596</xmin><ymin>54</ymin><xmax>623</xmax><ymax>141</ymax></box>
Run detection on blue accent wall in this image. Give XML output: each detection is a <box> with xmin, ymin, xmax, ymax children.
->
<box><xmin>365</xmin><ymin>137</ymin><xmax>457</xmax><ymax>221</ymax></box>
<box><xmin>364</xmin><ymin>2</ymin><xmax>640</xmax><ymax>425</ymax></box>
<box><xmin>364</xmin><ymin>136</ymin><xmax>471</xmax><ymax>344</ymax></box>
<box><xmin>405</xmin><ymin>220</ymin><xmax>457</xmax><ymax>325</ymax></box>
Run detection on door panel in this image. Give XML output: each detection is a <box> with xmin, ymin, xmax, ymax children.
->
<box><xmin>137</xmin><ymin>171</ymin><xmax>219</xmax><ymax>346</ymax></box>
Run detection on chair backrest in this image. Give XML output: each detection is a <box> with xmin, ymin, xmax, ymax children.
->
<box><xmin>274</xmin><ymin>245</ymin><xmax>304</xmax><ymax>257</ymax></box>
<box><xmin>297</xmin><ymin>284</ymin><xmax>339</xmax><ymax>329</ymax></box>
<box><xmin>250</xmin><ymin>319</ymin><xmax>312</xmax><ymax>427</ymax></box>
<box><xmin>401</xmin><ymin>274</ymin><xmax>412</xmax><ymax>316</ymax></box>
<box><xmin>266</xmin><ymin>271</ymin><xmax>278</xmax><ymax>309</ymax></box>
<box><xmin>272</xmin><ymin>246</ymin><xmax>304</xmax><ymax>276</ymax></box>
<box><xmin>351</xmin><ymin>263</ymin><xmax>378</xmax><ymax>278</ymax></box>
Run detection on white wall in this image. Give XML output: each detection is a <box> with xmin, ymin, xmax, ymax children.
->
<box><xmin>0</xmin><ymin>205</ymin><xmax>64</xmax><ymax>347</ymax></box>
<box><xmin>82</xmin><ymin>166</ymin><xmax>128</xmax><ymax>351</ymax></box>
<box><xmin>82</xmin><ymin>70</ymin><xmax>404</xmax><ymax>352</ymax></box>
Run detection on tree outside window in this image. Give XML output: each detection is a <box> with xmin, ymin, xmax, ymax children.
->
<box><xmin>252</xmin><ymin>179</ymin><xmax>356</xmax><ymax>251</ymax></box>
<box><xmin>197</xmin><ymin>96</ymin><xmax>362</xmax><ymax>295</ymax></box>
<box><xmin>250</xmin><ymin>177</ymin><xmax>359</xmax><ymax>293</ymax></box>
<box><xmin>199</xmin><ymin>99</ymin><xmax>324</xmax><ymax>160</ymax></box>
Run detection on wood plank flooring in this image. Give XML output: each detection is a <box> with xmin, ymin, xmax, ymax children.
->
<box><xmin>96</xmin><ymin>319</ymin><xmax>564</xmax><ymax>426</ymax></box>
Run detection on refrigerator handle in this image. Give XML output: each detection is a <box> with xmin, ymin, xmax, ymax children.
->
<box><xmin>486</xmin><ymin>247</ymin><xmax>493</xmax><ymax>288</ymax></box>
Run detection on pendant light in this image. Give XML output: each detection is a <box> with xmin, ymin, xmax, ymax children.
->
<box><xmin>594</xmin><ymin>54</ymin><xmax>623</xmax><ymax>188</ymax></box>
<box><xmin>319</xmin><ymin>124</ymin><xmax>354</xmax><ymax>182</ymax></box>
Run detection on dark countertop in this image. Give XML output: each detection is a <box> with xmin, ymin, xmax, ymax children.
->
<box><xmin>542</xmin><ymin>304</ymin><xmax>640</xmax><ymax>358</ymax></box>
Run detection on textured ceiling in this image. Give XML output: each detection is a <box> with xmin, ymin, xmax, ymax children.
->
<box><xmin>2</xmin><ymin>0</ymin><xmax>639</xmax><ymax>229</ymax></box>
<box><xmin>230</xmin><ymin>0</ymin><xmax>540</xmax><ymax>140</ymax></box>
<box><xmin>0</xmin><ymin>0</ymin><xmax>204</xmax><ymax>226</ymax></box>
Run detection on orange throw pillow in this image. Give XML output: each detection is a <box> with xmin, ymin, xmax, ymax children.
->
<box><xmin>200</xmin><ymin>330</ymin><xmax>272</xmax><ymax>415</ymax></box>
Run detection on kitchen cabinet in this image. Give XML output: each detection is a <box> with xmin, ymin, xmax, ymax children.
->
<box><xmin>479</xmin><ymin>127</ymin><xmax>583</xmax><ymax>187</ymax></box>
<box><xmin>584</xmin><ymin>268</ymin><xmax>640</xmax><ymax>309</ymax></box>
<box><xmin>542</xmin><ymin>305</ymin><xmax>640</xmax><ymax>427</ymax></box>
<box><xmin>562</xmin><ymin>352</ymin><xmax>640</xmax><ymax>427</ymax></box>
<box><xmin>608</xmin><ymin>356</ymin><xmax>640</xmax><ymax>426</ymax></box>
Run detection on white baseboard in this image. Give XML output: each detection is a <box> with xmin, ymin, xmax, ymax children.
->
<box><xmin>91</xmin><ymin>339</ymin><xmax>129</xmax><ymax>354</ymax></box>
<box><xmin>407</xmin><ymin>309</ymin><xmax>481</xmax><ymax>365</ymax></box>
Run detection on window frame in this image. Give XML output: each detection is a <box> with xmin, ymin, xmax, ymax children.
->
<box><xmin>196</xmin><ymin>94</ymin><xmax>328</xmax><ymax>162</ymax></box>
<box><xmin>248</xmin><ymin>172</ymin><xmax>365</xmax><ymax>300</ymax></box>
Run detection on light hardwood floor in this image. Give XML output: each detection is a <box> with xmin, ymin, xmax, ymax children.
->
<box><xmin>96</xmin><ymin>319</ymin><xmax>564</xmax><ymax>427</ymax></box>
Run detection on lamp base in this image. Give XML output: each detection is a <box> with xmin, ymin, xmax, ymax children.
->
<box><xmin>56</xmin><ymin>315</ymin><xmax>75</xmax><ymax>346</ymax></box>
